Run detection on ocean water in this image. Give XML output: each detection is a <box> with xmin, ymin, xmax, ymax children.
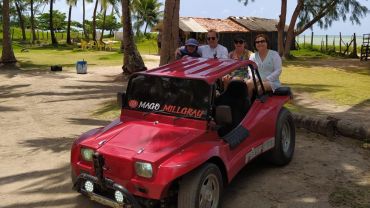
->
<box><xmin>296</xmin><ymin>35</ymin><xmax>366</xmax><ymax>46</ymax></box>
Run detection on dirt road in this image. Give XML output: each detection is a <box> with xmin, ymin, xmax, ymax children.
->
<box><xmin>1</xmin><ymin>63</ymin><xmax>369</xmax><ymax>208</ymax></box>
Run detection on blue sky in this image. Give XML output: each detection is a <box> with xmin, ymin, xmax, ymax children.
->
<box><xmin>55</xmin><ymin>0</ymin><xmax>370</xmax><ymax>35</ymax></box>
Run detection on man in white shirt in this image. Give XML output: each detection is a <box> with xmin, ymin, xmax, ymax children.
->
<box><xmin>176</xmin><ymin>29</ymin><xmax>228</xmax><ymax>59</ymax></box>
<box><xmin>198</xmin><ymin>29</ymin><xmax>228</xmax><ymax>59</ymax></box>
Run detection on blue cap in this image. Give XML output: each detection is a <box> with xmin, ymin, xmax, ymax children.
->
<box><xmin>185</xmin><ymin>38</ymin><xmax>199</xmax><ymax>46</ymax></box>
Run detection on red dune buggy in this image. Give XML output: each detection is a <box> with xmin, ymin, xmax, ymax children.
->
<box><xmin>70</xmin><ymin>57</ymin><xmax>295</xmax><ymax>208</ymax></box>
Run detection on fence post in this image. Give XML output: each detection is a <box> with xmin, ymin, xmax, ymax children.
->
<box><xmin>311</xmin><ymin>32</ymin><xmax>314</xmax><ymax>47</ymax></box>
<box><xmin>326</xmin><ymin>35</ymin><xmax>328</xmax><ymax>52</ymax></box>
<box><xmin>333</xmin><ymin>37</ymin><xmax>335</xmax><ymax>52</ymax></box>
<box><xmin>303</xmin><ymin>35</ymin><xmax>306</xmax><ymax>47</ymax></box>
<box><xmin>352</xmin><ymin>33</ymin><xmax>358</xmax><ymax>58</ymax></box>
<box><xmin>339</xmin><ymin>32</ymin><xmax>342</xmax><ymax>54</ymax></box>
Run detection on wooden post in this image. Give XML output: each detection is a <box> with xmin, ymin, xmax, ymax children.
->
<box><xmin>303</xmin><ymin>35</ymin><xmax>306</xmax><ymax>48</ymax></box>
<box><xmin>333</xmin><ymin>37</ymin><xmax>336</xmax><ymax>52</ymax></box>
<box><xmin>311</xmin><ymin>32</ymin><xmax>314</xmax><ymax>47</ymax></box>
<box><xmin>326</xmin><ymin>35</ymin><xmax>328</xmax><ymax>52</ymax></box>
<box><xmin>11</xmin><ymin>28</ymin><xmax>15</xmax><ymax>40</ymax></box>
<box><xmin>339</xmin><ymin>32</ymin><xmax>342</xmax><ymax>54</ymax></box>
<box><xmin>352</xmin><ymin>33</ymin><xmax>358</xmax><ymax>58</ymax></box>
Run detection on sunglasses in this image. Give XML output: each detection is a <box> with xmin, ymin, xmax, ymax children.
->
<box><xmin>234</xmin><ymin>40</ymin><xmax>244</xmax><ymax>44</ymax></box>
<box><xmin>207</xmin><ymin>37</ymin><xmax>217</xmax><ymax>41</ymax></box>
<box><xmin>255</xmin><ymin>40</ymin><xmax>266</xmax><ymax>44</ymax></box>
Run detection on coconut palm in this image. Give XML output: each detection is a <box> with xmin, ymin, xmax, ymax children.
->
<box><xmin>1</xmin><ymin>0</ymin><xmax>17</xmax><ymax>65</ymax></box>
<box><xmin>98</xmin><ymin>0</ymin><xmax>120</xmax><ymax>42</ymax></box>
<box><xmin>132</xmin><ymin>0</ymin><xmax>163</xmax><ymax>35</ymax></box>
<box><xmin>160</xmin><ymin>0</ymin><xmax>179</xmax><ymax>65</ymax></box>
<box><xmin>14</xmin><ymin>0</ymin><xmax>27</xmax><ymax>41</ymax></box>
<box><xmin>121</xmin><ymin>0</ymin><xmax>145</xmax><ymax>73</ymax></box>
<box><xmin>30</xmin><ymin>0</ymin><xmax>37</xmax><ymax>43</ymax></box>
<box><xmin>49</xmin><ymin>0</ymin><xmax>58</xmax><ymax>46</ymax></box>
<box><xmin>66</xmin><ymin>0</ymin><xmax>77</xmax><ymax>44</ymax></box>
<box><xmin>82</xmin><ymin>0</ymin><xmax>93</xmax><ymax>39</ymax></box>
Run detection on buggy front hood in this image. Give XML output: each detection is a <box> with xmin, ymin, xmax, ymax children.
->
<box><xmin>91</xmin><ymin>121</ymin><xmax>205</xmax><ymax>162</ymax></box>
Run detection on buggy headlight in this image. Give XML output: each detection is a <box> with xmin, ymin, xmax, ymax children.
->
<box><xmin>135</xmin><ymin>162</ymin><xmax>153</xmax><ymax>178</ymax></box>
<box><xmin>80</xmin><ymin>148</ymin><xmax>94</xmax><ymax>162</ymax></box>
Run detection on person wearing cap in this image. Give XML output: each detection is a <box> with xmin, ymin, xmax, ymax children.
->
<box><xmin>175</xmin><ymin>38</ymin><xmax>201</xmax><ymax>60</ymax></box>
<box><xmin>176</xmin><ymin>30</ymin><xmax>228</xmax><ymax>59</ymax></box>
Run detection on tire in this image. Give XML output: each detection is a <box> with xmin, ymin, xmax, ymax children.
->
<box><xmin>266</xmin><ymin>107</ymin><xmax>295</xmax><ymax>166</ymax></box>
<box><xmin>178</xmin><ymin>163</ymin><xmax>223</xmax><ymax>208</ymax></box>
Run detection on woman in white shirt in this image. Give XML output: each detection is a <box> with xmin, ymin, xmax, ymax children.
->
<box><xmin>248</xmin><ymin>34</ymin><xmax>282</xmax><ymax>95</ymax></box>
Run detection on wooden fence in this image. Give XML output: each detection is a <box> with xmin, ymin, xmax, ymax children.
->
<box><xmin>296</xmin><ymin>32</ymin><xmax>360</xmax><ymax>58</ymax></box>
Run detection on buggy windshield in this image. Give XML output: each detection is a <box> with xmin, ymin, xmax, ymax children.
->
<box><xmin>124</xmin><ymin>74</ymin><xmax>211</xmax><ymax>119</ymax></box>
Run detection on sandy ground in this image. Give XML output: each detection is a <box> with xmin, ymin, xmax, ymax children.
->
<box><xmin>0</xmin><ymin>57</ymin><xmax>369</xmax><ymax>208</ymax></box>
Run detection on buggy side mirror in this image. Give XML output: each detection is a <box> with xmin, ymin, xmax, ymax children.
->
<box><xmin>117</xmin><ymin>92</ymin><xmax>125</xmax><ymax>108</ymax></box>
<box><xmin>215</xmin><ymin>105</ymin><xmax>232</xmax><ymax>126</ymax></box>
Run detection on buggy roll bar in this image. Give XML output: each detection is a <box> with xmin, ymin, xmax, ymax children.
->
<box><xmin>248</xmin><ymin>63</ymin><xmax>266</xmax><ymax>98</ymax></box>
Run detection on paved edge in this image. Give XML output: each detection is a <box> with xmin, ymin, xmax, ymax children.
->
<box><xmin>292</xmin><ymin>112</ymin><xmax>370</xmax><ymax>142</ymax></box>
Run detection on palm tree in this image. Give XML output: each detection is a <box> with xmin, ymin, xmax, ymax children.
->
<box><xmin>82</xmin><ymin>0</ymin><xmax>91</xmax><ymax>39</ymax></box>
<box><xmin>49</xmin><ymin>0</ymin><xmax>58</xmax><ymax>46</ymax></box>
<box><xmin>159</xmin><ymin>0</ymin><xmax>179</xmax><ymax>65</ymax></box>
<box><xmin>99</xmin><ymin>0</ymin><xmax>120</xmax><ymax>42</ymax></box>
<box><xmin>121</xmin><ymin>0</ymin><xmax>145</xmax><ymax>73</ymax></box>
<box><xmin>30</xmin><ymin>0</ymin><xmax>37</xmax><ymax>43</ymax></box>
<box><xmin>132</xmin><ymin>0</ymin><xmax>163</xmax><ymax>35</ymax></box>
<box><xmin>14</xmin><ymin>0</ymin><xmax>27</xmax><ymax>41</ymax></box>
<box><xmin>1</xmin><ymin>0</ymin><xmax>17</xmax><ymax>65</ymax></box>
<box><xmin>92</xmin><ymin>0</ymin><xmax>99</xmax><ymax>41</ymax></box>
<box><xmin>66</xmin><ymin>0</ymin><xmax>77</xmax><ymax>44</ymax></box>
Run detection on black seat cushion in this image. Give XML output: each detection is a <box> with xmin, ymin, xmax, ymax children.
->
<box><xmin>215</xmin><ymin>80</ymin><xmax>250</xmax><ymax>135</ymax></box>
<box><xmin>273</xmin><ymin>86</ymin><xmax>292</xmax><ymax>96</ymax></box>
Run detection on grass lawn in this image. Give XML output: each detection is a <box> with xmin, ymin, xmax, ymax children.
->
<box><xmin>282</xmin><ymin>56</ymin><xmax>370</xmax><ymax>106</ymax></box>
<box><xmin>0</xmin><ymin>39</ymin><xmax>158</xmax><ymax>70</ymax></box>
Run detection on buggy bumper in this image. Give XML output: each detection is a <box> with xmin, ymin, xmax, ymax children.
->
<box><xmin>74</xmin><ymin>173</ymin><xmax>141</xmax><ymax>208</ymax></box>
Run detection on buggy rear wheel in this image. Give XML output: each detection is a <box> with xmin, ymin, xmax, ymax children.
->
<box><xmin>266</xmin><ymin>107</ymin><xmax>295</xmax><ymax>166</ymax></box>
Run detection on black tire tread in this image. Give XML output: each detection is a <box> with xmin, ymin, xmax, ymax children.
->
<box><xmin>266</xmin><ymin>107</ymin><xmax>295</xmax><ymax>166</ymax></box>
<box><xmin>178</xmin><ymin>163</ymin><xmax>222</xmax><ymax>208</ymax></box>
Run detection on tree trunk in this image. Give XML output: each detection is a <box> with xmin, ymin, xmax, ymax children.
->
<box><xmin>1</xmin><ymin>0</ymin><xmax>17</xmax><ymax>65</ymax></box>
<box><xmin>30</xmin><ymin>0</ymin><xmax>37</xmax><ymax>43</ymax></box>
<box><xmin>283</xmin><ymin>0</ymin><xmax>304</xmax><ymax>58</ymax></box>
<box><xmin>49</xmin><ymin>0</ymin><xmax>58</xmax><ymax>46</ymax></box>
<box><xmin>276</xmin><ymin>0</ymin><xmax>287</xmax><ymax>56</ymax></box>
<box><xmin>92</xmin><ymin>0</ymin><xmax>99</xmax><ymax>41</ymax></box>
<box><xmin>66</xmin><ymin>5</ymin><xmax>72</xmax><ymax>44</ymax></box>
<box><xmin>14</xmin><ymin>0</ymin><xmax>26</xmax><ymax>41</ymax></box>
<box><xmin>160</xmin><ymin>0</ymin><xmax>180</xmax><ymax>66</ymax></box>
<box><xmin>121</xmin><ymin>0</ymin><xmax>146</xmax><ymax>74</ymax></box>
<box><xmin>100</xmin><ymin>9</ymin><xmax>107</xmax><ymax>42</ymax></box>
<box><xmin>82</xmin><ymin>0</ymin><xmax>89</xmax><ymax>39</ymax></box>
<box><xmin>144</xmin><ymin>22</ymin><xmax>149</xmax><ymax>35</ymax></box>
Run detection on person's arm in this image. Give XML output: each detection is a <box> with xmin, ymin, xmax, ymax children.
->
<box><xmin>266</xmin><ymin>51</ymin><xmax>282</xmax><ymax>82</ymax></box>
<box><xmin>175</xmin><ymin>46</ymin><xmax>185</xmax><ymax>57</ymax></box>
<box><xmin>248</xmin><ymin>53</ymin><xmax>256</xmax><ymax>79</ymax></box>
